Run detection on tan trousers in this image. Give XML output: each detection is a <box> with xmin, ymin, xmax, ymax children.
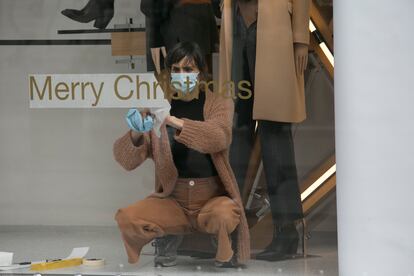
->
<box><xmin>115</xmin><ymin>176</ymin><xmax>241</xmax><ymax>264</ymax></box>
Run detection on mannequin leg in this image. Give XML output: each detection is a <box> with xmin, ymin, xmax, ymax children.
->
<box><xmin>229</xmin><ymin>15</ymin><xmax>256</xmax><ymax>192</ymax></box>
<box><xmin>258</xmin><ymin>120</ymin><xmax>303</xmax><ymax>222</ymax></box>
<box><xmin>229</xmin><ymin>119</ymin><xmax>255</xmax><ymax>191</ymax></box>
<box><xmin>256</xmin><ymin>120</ymin><xmax>303</xmax><ymax>261</ymax></box>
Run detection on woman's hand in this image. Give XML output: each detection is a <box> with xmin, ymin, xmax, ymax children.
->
<box><xmin>165</xmin><ymin>115</ymin><xmax>184</xmax><ymax>130</ymax></box>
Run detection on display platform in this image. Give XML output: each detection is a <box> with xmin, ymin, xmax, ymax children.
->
<box><xmin>0</xmin><ymin>226</ymin><xmax>338</xmax><ymax>276</ymax></box>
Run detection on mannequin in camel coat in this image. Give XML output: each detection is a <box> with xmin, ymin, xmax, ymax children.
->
<box><xmin>217</xmin><ymin>0</ymin><xmax>310</xmax><ymax>261</ymax></box>
<box><xmin>219</xmin><ymin>0</ymin><xmax>309</xmax><ymax>122</ymax></box>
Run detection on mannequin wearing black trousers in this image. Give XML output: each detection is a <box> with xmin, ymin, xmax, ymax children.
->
<box><xmin>222</xmin><ymin>0</ymin><xmax>304</xmax><ymax>261</ymax></box>
<box><xmin>246</xmin><ymin>21</ymin><xmax>303</xmax><ymax>225</ymax></box>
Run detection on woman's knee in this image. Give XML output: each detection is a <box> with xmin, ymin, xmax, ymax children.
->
<box><xmin>114</xmin><ymin>199</ymin><xmax>153</xmax><ymax>225</ymax></box>
<box><xmin>215</xmin><ymin>196</ymin><xmax>241</xmax><ymax>214</ymax></box>
<box><xmin>218</xmin><ymin>204</ymin><xmax>241</xmax><ymax>228</ymax></box>
<box><xmin>114</xmin><ymin>208</ymin><xmax>132</xmax><ymax>229</ymax></box>
<box><xmin>199</xmin><ymin>197</ymin><xmax>241</xmax><ymax>230</ymax></box>
<box><xmin>114</xmin><ymin>202</ymin><xmax>145</xmax><ymax>228</ymax></box>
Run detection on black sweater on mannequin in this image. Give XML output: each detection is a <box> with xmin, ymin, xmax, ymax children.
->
<box><xmin>141</xmin><ymin>0</ymin><xmax>219</xmax><ymax>70</ymax></box>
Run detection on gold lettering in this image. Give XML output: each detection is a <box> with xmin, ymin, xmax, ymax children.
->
<box><xmin>170</xmin><ymin>82</ymin><xmax>183</xmax><ymax>100</ymax></box>
<box><xmin>71</xmin><ymin>82</ymin><xmax>80</xmax><ymax>99</ymax></box>
<box><xmin>219</xmin><ymin>81</ymin><xmax>237</xmax><ymax>99</ymax></box>
<box><xmin>29</xmin><ymin>76</ymin><xmax>52</xmax><ymax>100</ymax></box>
<box><xmin>55</xmin><ymin>82</ymin><xmax>69</xmax><ymax>100</ymax></box>
<box><xmin>90</xmin><ymin>82</ymin><xmax>104</xmax><ymax>107</ymax></box>
<box><xmin>114</xmin><ymin>75</ymin><xmax>133</xmax><ymax>100</ymax></box>
<box><xmin>238</xmin><ymin>80</ymin><xmax>253</xmax><ymax>100</ymax></box>
<box><xmin>80</xmin><ymin>82</ymin><xmax>91</xmax><ymax>100</ymax></box>
<box><xmin>135</xmin><ymin>76</ymin><xmax>151</xmax><ymax>99</ymax></box>
<box><xmin>198</xmin><ymin>80</ymin><xmax>216</xmax><ymax>93</ymax></box>
<box><xmin>153</xmin><ymin>80</ymin><xmax>164</xmax><ymax>99</ymax></box>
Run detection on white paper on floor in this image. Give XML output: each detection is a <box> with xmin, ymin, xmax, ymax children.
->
<box><xmin>0</xmin><ymin>252</ymin><xmax>14</xmax><ymax>266</ymax></box>
<box><xmin>65</xmin><ymin>247</ymin><xmax>89</xmax><ymax>259</ymax></box>
<box><xmin>0</xmin><ymin>247</ymin><xmax>90</xmax><ymax>271</ymax></box>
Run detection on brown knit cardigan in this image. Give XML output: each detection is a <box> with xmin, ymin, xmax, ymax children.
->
<box><xmin>113</xmin><ymin>88</ymin><xmax>251</xmax><ymax>264</ymax></box>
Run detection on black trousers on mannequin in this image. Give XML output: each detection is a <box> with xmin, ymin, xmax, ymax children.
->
<box><xmin>258</xmin><ymin>121</ymin><xmax>303</xmax><ymax>224</ymax></box>
<box><xmin>229</xmin><ymin>4</ymin><xmax>303</xmax><ymax>225</ymax></box>
<box><xmin>229</xmin><ymin>9</ymin><xmax>256</xmax><ymax>191</ymax></box>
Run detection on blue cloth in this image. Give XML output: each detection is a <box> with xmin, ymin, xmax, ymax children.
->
<box><xmin>125</xmin><ymin>108</ymin><xmax>154</xmax><ymax>133</ymax></box>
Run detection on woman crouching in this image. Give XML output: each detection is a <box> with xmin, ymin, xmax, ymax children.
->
<box><xmin>113</xmin><ymin>42</ymin><xmax>250</xmax><ymax>268</ymax></box>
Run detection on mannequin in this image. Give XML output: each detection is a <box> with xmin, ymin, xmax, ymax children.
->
<box><xmin>141</xmin><ymin>0</ymin><xmax>219</xmax><ymax>73</ymax></box>
<box><xmin>217</xmin><ymin>0</ymin><xmax>310</xmax><ymax>261</ymax></box>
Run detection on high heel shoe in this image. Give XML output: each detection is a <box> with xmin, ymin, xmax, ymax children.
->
<box><xmin>61</xmin><ymin>0</ymin><xmax>114</xmax><ymax>29</ymax></box>
<box><xmin>255</xmin><ymin>223</ymin><xmax>299</xmax><ymax>261</ymax></box>
<box><xmin>215</xmin><ymin>254</ymin><xmax>244</xmax><ymax>268</ymax></box>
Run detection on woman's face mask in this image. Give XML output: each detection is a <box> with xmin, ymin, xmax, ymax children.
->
<box><xmin>171</xmin><ymin>72</ymin><xmax>199</xmax><ymax>95</ymax></box>
<box><xmin>170</xmin><ymin>56</ymin><xmax>200</xmax><ymax>96</ymax></box>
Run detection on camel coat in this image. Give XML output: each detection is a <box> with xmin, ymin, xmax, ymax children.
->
<box><xmin>113</xmin><ymin>87</ymin><xmax>250</xmax><ymax>264</ymax></box>
<box><xmin>219</xmin><ymin>0</ymin><xmax>310</xmax><ymax>123</ymax></box>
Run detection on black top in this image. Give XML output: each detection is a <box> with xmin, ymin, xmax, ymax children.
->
<box><xmin>167</xmin><ymin>92</ymin><xmax>219</xmax><ymax>178</ymax></box>
<box><xmin>140</xmin><ymin>0</ymin><xmax>219</xmax><ymax>55</ymax></box>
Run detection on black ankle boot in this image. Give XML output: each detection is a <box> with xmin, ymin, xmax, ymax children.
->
<box><xmin>255</xmin><ymin>223</ymin><xmax>299</xmax><ymax>261</ymax></box>
<box><xmin>153</xmin><ymin>235</ymin><xmax>183</xmax><ymax>267</ymax></box>
<box><xmin>61</xmin><ymin>0</ymin><xmax>114</xmax><ymax>29</ymax></box>
<box><xmin>215</xmin><ymin>254</ymin><xmax>243</xmax><ymax>269</ymax></box>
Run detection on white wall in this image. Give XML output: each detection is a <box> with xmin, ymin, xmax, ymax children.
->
<box><xmin>0</xmin><ymin>0</ymin><xmax>155</xmax><ymax>226</ymax></box>
<box><xmin>335</xmin><ymin>0</ymin><xmax>414</xmax><ymax>275</ymax></box>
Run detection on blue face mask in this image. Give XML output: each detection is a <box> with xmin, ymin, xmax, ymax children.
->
<box><xmin>171</xmin><ymin>73</ymin><xmax>199</xmax><ymax>95</ymax></box>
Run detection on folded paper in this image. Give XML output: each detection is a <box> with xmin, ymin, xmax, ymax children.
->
<box><xmin>0</xmin><ymin>252</ymin><xmax>13</xmax><ymax>266</ymax></box>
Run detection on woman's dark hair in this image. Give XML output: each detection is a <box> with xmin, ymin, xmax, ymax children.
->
<box><xmin>165</xmin><ymin>41</ymin><xmax>207</xmax><ymax>78</ymax></box>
